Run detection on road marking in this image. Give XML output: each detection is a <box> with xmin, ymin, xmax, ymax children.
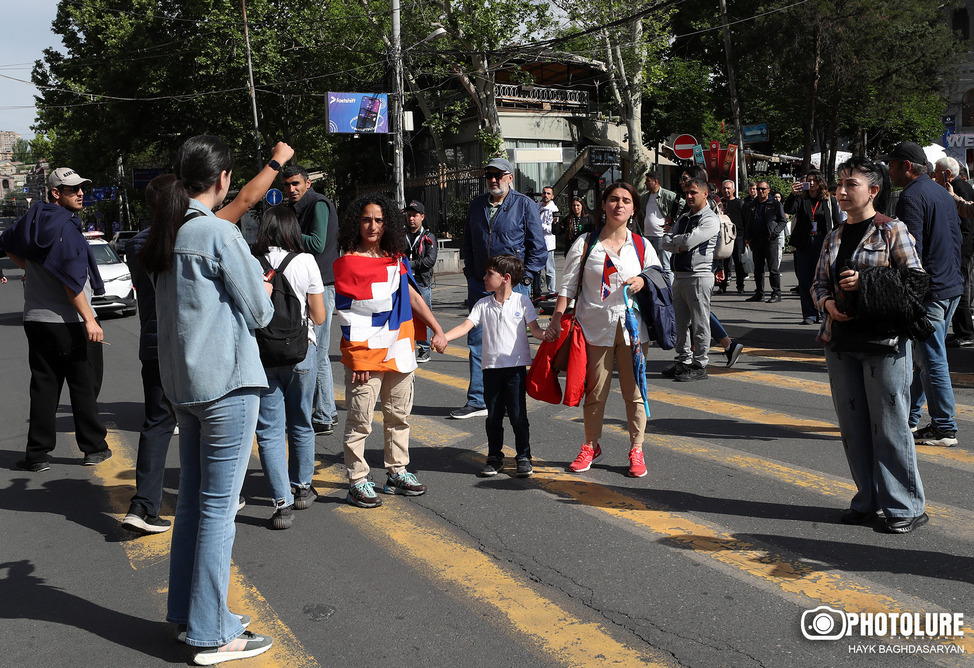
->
<box><xmin>450</xmin><ymin>447</ymin><xmax>973</xmax><ymax>657</ymax></box>
<box><xmin>315</xmin><ymin>465</ymin><xmax>675</xmax><ymax>667</ymax></box>
<box><xmin>94</xmin><ymin>430</ymin><xmax>318</xmax><ymax>667</ymax></box>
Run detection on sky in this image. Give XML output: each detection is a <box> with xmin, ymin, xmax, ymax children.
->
<box><xmin>0</xmin><ymin>0</ymin><xmax>62</xmax><ymax>138</ymax></box>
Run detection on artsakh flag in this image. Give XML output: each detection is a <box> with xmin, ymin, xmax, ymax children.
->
<box><xmin>601</xmin><ymin>256</ymin><xmax>618</xmax><ymax>300</ymax></box>
<box><xmin>334</xmin><ymin>253</ymin><xmax>417</xmax><ymax>373</ymax></box>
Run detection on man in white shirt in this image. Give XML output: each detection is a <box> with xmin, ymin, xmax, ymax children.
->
<box><xmin>538</xmin><ymin>186</ymin><xmax>559</xmax><ymax>295</ymax></box>
<box><xmin>640</xmin><ymin>171</ymin><xmax>678</xmax><ymax>282</ymax></box>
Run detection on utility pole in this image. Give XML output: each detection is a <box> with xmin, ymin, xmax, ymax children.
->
<box><xmin>719</xmin><ymin>0</ymin><xmax>748</xmax><ymax>185</ymax></box>
<box><xmin>242</xmin><ymin>0</ymin><xmax>263</xmax><ymax>172</ymax></box>
<box><xmin>391</xmin><ymin>0</ymin><xmax>405</xmax><ymax>207</ymax></box>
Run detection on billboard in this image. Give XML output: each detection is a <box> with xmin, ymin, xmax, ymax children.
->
<box><xmin>327</xmin><ymin>92</ymin><xmax>389</xmax><ymax>134</ymax></box>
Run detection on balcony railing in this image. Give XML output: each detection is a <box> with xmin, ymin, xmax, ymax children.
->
<box><xmin>494</xmin><ymin>84</ymin><xmax>590</xmax><ymax>112</ymax></box>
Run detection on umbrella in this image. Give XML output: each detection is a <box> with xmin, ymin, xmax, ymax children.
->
<box><xmin>623</xmin><ymin>288</ymin><xmax>651</xmax><ymax>418</ymax></box>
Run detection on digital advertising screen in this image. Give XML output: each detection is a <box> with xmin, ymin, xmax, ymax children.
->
<box><xmin>327</xmin><ymin>92</ymin><xmax>389</xmax><ymax>134</ymax></box>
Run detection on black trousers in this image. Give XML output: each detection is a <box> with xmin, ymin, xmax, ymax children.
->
<box><xmin>750</xmin><ymin>237</ymin><xmax>781</xmax><ymax>297</ymax></box>
<box><xmin>951</xmin><ymin>255</ymin><xmax>974</xmax><ymax>340</ymax></box>
<box><xmin>130</xmin><ymin>358</ymin><xmax>177</xmax><ymax>516</ymax></box>
<box><xmin>24</xmin><ymin>321</ymin><xmax>107</xmax><ymax>463</ymax></box>
<box><xmin>483</xmin><ymin>366</ymin><xmax>531</xmax><ymax>461</ymax></box>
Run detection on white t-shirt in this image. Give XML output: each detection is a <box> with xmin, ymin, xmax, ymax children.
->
<box><xmin>643</xmin><ymin>193</ymin><xmax>666</xmax><ymax>237</ymax></box>
<box><xmin>263</xmin><ymin>247</ymin><xmax>324</xmax><ymax>344</ymax></box>
<box><xmin>541</xmin><ymin>201</ymin><xmax>559</xmax><ymax>251</ymax></box>
<box><xmin>466</xmin><ymin>292</ymin><xmax>538</xmax><ymax>369</ymax></box>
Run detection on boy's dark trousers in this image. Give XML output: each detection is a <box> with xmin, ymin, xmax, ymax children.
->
<box><xmin>483</xmin><ymin>366</ymin><xmax>531</xmax><ymax>461</ymax></box>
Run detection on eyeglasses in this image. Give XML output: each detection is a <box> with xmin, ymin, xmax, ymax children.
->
<box><xmin>484</xmin><ymin>171</ymin><xmax>508</xmax><ymax>181</ymax></box>
<box><xmin>360</xmin><ymin>217</ymin><xmax>384</xmax><ymax>224</ymax></box>
<box><xmin>756</xmin><ymin>187</ymin><xmax>769</xmax><ymax>191</ymax></box>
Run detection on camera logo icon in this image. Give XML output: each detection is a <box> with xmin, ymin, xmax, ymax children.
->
<box><xmin>801</xmin><ymin>606</ymin><xmax>848</xmax><ymax>640</ymax></box>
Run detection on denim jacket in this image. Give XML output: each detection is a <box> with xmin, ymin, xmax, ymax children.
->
<box><xmin>154</xmin><ymin>200</ymin><xmax>274</xmax><ymax>406</ymax></box>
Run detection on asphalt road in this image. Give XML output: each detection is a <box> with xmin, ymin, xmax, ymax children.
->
<box><xmin>1</xmin><ymin>255</ymin><xmax>973</xmax><ymax>668</ymax></box>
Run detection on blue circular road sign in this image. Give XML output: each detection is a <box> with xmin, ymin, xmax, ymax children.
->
<box><xmin>265</xmin><ymin>188</ymin><xmax>283</xmax><ymax>206</ymax></box>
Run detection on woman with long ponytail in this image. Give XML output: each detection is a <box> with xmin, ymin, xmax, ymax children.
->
<box><xmin>142</xmin><ymin>135</ymin><xmax>277</xmax><ymax>664</ymax></box>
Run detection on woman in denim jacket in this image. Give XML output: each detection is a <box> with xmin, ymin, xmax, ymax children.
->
<box><xmin>812</xmin><ymin>157</ymin><xmax>927</xmax><ymax>535</ymax></box>
<box><xmin>141</xmin><ymin>135</ymin><xmax>276</xmax><ymax>664</ymax></box>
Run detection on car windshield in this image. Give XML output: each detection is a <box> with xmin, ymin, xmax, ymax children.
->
<box><xmin>90</xmin><ymin>244</ymin><xmax>122</xmax><ymax>265</ymax></box>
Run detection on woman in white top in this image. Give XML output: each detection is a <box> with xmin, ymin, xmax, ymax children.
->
<box><xmin>547</xmin><ymin>182</ymin><xmax>660</xmax><ymax>479</ymax></box>
<box><xmin>251</xmin><ymin>205</ymin><xmax>326</xmax><ymax>529</ymax></box>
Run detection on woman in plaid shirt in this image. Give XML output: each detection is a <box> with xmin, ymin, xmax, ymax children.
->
<box><xmin>812</xmin><ymin>157</ymin><xmax>928</xmax><ymax>534</ymax></box>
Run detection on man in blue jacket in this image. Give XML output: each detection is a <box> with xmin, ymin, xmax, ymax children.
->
<box><xmin>885</xmin><ymin>141</ymin><xmax>964</xmax><ymax>447</ymax></box>
<box><xmin>453</xmin><ymin>157</ymin><xmax>546</xmax><ymax>419</ymax></box>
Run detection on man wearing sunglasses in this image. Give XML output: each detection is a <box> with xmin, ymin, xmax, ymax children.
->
<box><xmin>453</xmin><ymin>157</ymin><xmax>546</xmax><ymax>419</ymax></box>
<box><xmin>744</xmin><ymin>180</ymin><xmax>788</xmax><ymax>303</ymax></box>
<box><xmin>0</xmin><ymin>167</ymin><xmax>111</xmax><ymax>472</ymax></box>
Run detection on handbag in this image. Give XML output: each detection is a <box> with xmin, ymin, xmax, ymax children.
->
<box><xmin>551</xmin><ymin>313</ymin><xmax>577</xmax><ymax>371</ymax></box>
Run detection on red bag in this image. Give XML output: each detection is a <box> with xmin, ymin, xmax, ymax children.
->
<box><xmin>527</xmin><ymin>313</ymin><xmax>588</xmax><ymax>407</ymax></box>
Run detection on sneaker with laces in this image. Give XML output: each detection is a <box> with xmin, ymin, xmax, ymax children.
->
<box><xmin>383</xmin><ymin>470</ymin><xmax>427</xmax><ymax>496</ymax></box>
<box><xmin>479</xmin><ymin>458</ymin><xmax>503</xmax><ymax>477</ymax></box>
<box><xmin>724</xmin><ymin>341</ymin><xmax>744</xmax><ymax>368</ymax></box>
<box><xmin>913</xmin><ymin>424</ymin><xmax>958</xmax><ymax>447</ymax></box>
<box><xmin>270</xmin><ymin>501</ymin><xmax>293</xmax><ymax>530</ymax></box>
<box><xmin>515</xmin><ymin>458</ymin><xmax>533</xmax><ymax>478</ymax></box>
<box><xmin>416</xmin><ymin>348</ymin><xmax>431</xmax><ymax>363</ymax></box>
<box><xmin>15</xmin><ymin>458</ymin><xmax>50</xmax><ymax>473</ymax></box>
<box><xmin>83</xmin><ymin>448</ymin><xmax>113</xmax><ymax>466</ymax></box>
<box><xmin>661</xmin><ymin>362</ymin><xmax>687</xmax><ymax>378</ymax></box>
<box><xmin>347</xmin><ymin>480</ymin><xmax>383</xmax><ymax>508</ymax></box>
<box><xmin>675</xmin><ymin>365</ymin><xmax>708</xmax><ymax>382</ymax></box>
<box><xmin>177</xmin><ymin>615</ymin><xmax>250</xmax><ymax>643</ymax></box>
<box><xmin>292</xmin><ymin>485</ymin><xmax>318</xmax><ymax>510</ymax></box>
<box><xmin>569</xmin><ymin>443</ymin><xmax>603</xmax><ymax>472</ymax></box>
<box><xmin>192</xmin><ymin>630</ymin><xmax>272</xmax><ymax>665</ymax></box>
<box><xmin>450</xmin><ymin>404</ymin><xmax>488</xmax><ymax>419</ymax></box>
<box><xmin>628</xmin><ymin>449</ymin><xmax>647</xmax><ymax>478</ymax></box>
<box><xmin>122</xmin><ymin>504</ymin><xmax>172</xmax><ymax>534</ymax></box>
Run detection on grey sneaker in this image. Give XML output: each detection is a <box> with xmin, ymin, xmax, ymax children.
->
<box><xmin>347</xmin><ymin>480</ymin><xmax>383</xmax><ymax>508</ymax></box>
<box><xmin>270</xmin><ymin>501</ymin><xmax>293</xmax><ymax>530</ymax></box>
<box><xmin>192</xmin><ymin>630</ymin><xmax>272</xmax><ymax>665</ymax></box>
<box><xmin>913</xmin><ymin>425</ymin><xmax>958</xmax><ymax>447</ymax></box>
<box><xmin>416</xmin><ymin>348</ymin><xmax>431</xmax><ymax>363</ymax></box>
<box><xmin>383</xmin><ymin>470</ymin><xmax>427</xmax><ymax>496</ymax></box>
<box><xmin>177</xmin><ymin>614</ymin><xmax>251</xmax><ymax>643</ymax></box>
<box><xmin>292</xmin><ymin>485</ymin><xmax>318</xmax><ymax>510</ymax></box>
<box><xmin>515</xmin><ymin>459</ymin><xmax>533</xmax><ymax>478</ymax></box>
<box><xmin>479</xmin><ymin>458</ymin><xmax>503</xmax><ymax>477</ymax></box>
<box><xmin>83</xmin><ymin>448</ymin><xmax>113</xmax><ymax>466</ymax></box>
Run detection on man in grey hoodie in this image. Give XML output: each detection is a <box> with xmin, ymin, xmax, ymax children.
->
<box><xmin>662</xmin><ymin>178</ymin><xmax>720</xmax><ymax>381</ymax></box>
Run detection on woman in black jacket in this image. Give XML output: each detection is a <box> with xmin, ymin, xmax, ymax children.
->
<box><xmin>557</xmin><ymin>197</ymin><xmax>594</xmax><ymax>256</ymax></box>
<box><xmin>785</xmin><ymin>170</ymin><xmax>841</xmax><ymax>324</ymax></box>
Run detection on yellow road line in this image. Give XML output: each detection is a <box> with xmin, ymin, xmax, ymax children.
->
<box><xmin>315</xmin><ymin>465</ymin><xmax>674</xmax><ymax>667</ymax></box>
<box><xmin>451</xmin><ymin>447</ymin><xmax>973</xmax><ymax>657</ymax></box>
<box><xmin>95</xmin><ymin>431</ymin><xmax>318</xmax><ymax>668</ymax></box>
<box><xmin>551</xmin><ymin>410</ymin><xmax>974</xmax><ymax>540</ymax></box>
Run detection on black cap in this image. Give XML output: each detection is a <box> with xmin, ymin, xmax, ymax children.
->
<box><xmin>404</xmin><ymin>200</ymin><xmax>425</xmax><ymax>215</ymax></box>
<box><xmin>878</xmin><ymin>141</ymin><xmax>927</xmax><ymax>166</ymax></box>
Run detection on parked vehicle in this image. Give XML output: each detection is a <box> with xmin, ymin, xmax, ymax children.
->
<box><xmin>86</xmin><ymin>234</ymin><xmax>136</xmax><ymax>316</ymax></box>
<box><xmin>110</xmin><ymin>230</ymin><xmax>139</xmax><ymax>260</ymax></box>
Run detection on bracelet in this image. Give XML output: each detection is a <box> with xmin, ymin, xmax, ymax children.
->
<box><xmin>267</xmin><ymin>159</ymin><xmax>282</xmax><ymax>171</ymax></box>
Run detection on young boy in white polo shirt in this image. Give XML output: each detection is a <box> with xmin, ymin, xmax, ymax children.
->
<box><xmin>443</xmin><ymin>254</ymin><xmax>546</xmax><ymax>477</ymax></box>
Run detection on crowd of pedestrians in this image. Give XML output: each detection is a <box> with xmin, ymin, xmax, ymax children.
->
<box><xmin>1</xmin><ymin>135</ymin><xmax>969</xmax><ymax>663</ymax></box>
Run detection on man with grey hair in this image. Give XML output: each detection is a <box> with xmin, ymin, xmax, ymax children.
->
<box><xmin>935</xmin><ymin>156</ymin><xmax>974</xmax><ymax>347</ymax></box>
<box><xmin>454</xmin><ymin>157</ymin><xmax>546</xmax><ymax>419</ymax></box>
<box><xmin>884</xmin><ymin>141</ymin><xmax>964</xmax><ymax>446</ymax></box>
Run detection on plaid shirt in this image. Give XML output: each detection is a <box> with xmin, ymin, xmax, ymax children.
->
<box><xmin>811</xmin><ymin>216</ymin><xmax>923</xmax><ymax>344</ymax></box>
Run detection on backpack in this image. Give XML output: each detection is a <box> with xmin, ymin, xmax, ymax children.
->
<box><xmin>713</xmin><ymin>210</ymin><xmax>737</xmax><ymax>260</ymax></box>
<box><xmin>255</xmin><ymin>253</ymin><xmax>308</xmax><ymax>367</ymax></box>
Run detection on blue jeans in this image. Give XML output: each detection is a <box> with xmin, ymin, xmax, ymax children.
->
<box><xmin>465</xmin><ymin>276</ymin><xmax>531</xmax><ymax>408</ymax></box>
<box><xmin>545</xmin><ymin>250</ymin><xmax>556</xmax><ymax>293</ymax></box>
<box><xmin>256</xmin><ymin>343</ymin><xmax>317</xmax><ymax>504</ymax></box>
<box><xmin>709</xmin><ymin>312</ymin><xmax>727</xmax><ymax>343</ymax></box>
<box><xmin>415</xmin><ymin>283</ymin><xmax>432</xmax><ymax>353</ymax></box>
<box><xmin>483</xmin><ymin>366</ymin><xmax>530</xmax><ymax>461</ymax></box>
<box><xmin>167</xmin><ymin>388</ymin><xmax>260</xmax><ymax>647</ymax></box>
<box><xmin>909</xmin><ymin>296</ymin><xmax>960</xmax><ymax>431</ymax></box>
<box><xmin>130</xmin><ymin>358</ymin><xmax>177</xmax><ymax>517</ymax></box>
<box><xmin>647</xmin><ymin>236</ymin><xmax>672</xmax><ymax>285</ymax></box>
<box><xmin>312</xmin><ymin>285</ymin><xmax>337</xmax><ymax>425</ymax></box>
<box><xmin>826</xmin><ymin>343</ymin><xmax>924</xmax><ymax>519</ymax></box>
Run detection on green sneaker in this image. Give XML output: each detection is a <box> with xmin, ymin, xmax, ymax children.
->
<box><xmin>383</xmin><ymin>470</ymin><xmax>427</xmax><ymax>496</ymax></box>
<box><xmin>347</xmin><ymin>480</ymin><xmax>382</xmax><ymax>508</ymax></box>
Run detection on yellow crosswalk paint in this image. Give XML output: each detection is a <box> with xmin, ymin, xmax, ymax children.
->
<box><xmin>94</xmin><ymin>431</ymin><xmax>319</xmax><ymax>668</ymax></box>
<box><xmin>316</xmin><ymin>465</ymin><xmax>675</xmax><ymax>667</ymax></box>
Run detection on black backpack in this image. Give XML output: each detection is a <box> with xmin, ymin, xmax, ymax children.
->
<box><xmin>255</xmin><ymin>253</ymin><xmax>308</xmax><ymax>367</ymax></box>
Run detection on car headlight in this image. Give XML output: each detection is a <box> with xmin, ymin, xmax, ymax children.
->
<box><xmin>113</xmin><ymin>273</ymin><xmax>131</xmax><ymax>282</ymax></box>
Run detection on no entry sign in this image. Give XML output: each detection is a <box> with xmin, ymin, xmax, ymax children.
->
<box><xmin>673</xmin><ymin>134</ymin><xmax>699</xmax><ymax>160</ymax></box>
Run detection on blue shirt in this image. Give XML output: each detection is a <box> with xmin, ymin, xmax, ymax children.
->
<box><xmin>895</xmin><ymin>174</ymin><xmax>963</xmax><ymax>300</ymax></box>
<box><xmin>154</xmin><ymin>200</ymin><xmax>274</xmax><ymax>406</ymax></box>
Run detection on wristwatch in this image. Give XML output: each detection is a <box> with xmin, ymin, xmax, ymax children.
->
<box><xmin>267</xmin><ymin>159</ymin><xmax>282</xmax><ymax>171</ymax></box>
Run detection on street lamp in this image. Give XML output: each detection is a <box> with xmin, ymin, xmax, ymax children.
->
<box><xmin>391</xmin><ymin>13</ymin><xmax>447</xmax><ymax>207</ymax></box>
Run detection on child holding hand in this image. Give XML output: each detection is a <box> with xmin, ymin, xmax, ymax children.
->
<box><xmin>443</xmin><ymin>255</ymin><xmax>546</xmax><ymax>477</ymax></box>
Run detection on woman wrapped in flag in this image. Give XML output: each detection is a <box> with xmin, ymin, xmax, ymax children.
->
<box><xmin>333</xmin><ymin>195</ymin><xmax>448</xmax><ymax>508</ymax></box>
<box><xmin>545</xmin><ymin>182</ymin><xmax>660</xmax><ymax>479</ymax></box>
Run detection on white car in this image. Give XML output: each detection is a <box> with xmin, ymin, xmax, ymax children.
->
<box><xmin>86</xmin><ymin>234</ymin><xmax>136</xmax><ymax>316</ymax></box>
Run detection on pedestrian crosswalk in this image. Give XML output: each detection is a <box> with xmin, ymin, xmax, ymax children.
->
<box><xmin>94</xmin><ymin>340</ymin><xmax>974</xmax><ymax>665</ymax></box>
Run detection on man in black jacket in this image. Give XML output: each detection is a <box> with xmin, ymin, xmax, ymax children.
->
<box><xmin>935</xmin><ymin>157</ymin><xmax>974</xmax><ymax>347</ymax></box>
<box><xmin>744</xmin><ymin>181</ymin><xmax>788</xmax><ymax>303</ymax></box>
<box><xmin>405</xmin><ymin>200</ymin><xmax>437</xmax><ymax>362</ymax></box>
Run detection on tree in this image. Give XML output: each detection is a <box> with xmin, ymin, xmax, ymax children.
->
<box><xmin>11</xmin><ymin>139</ymin><xmax>32</xmax><ymax>163</ymax></box>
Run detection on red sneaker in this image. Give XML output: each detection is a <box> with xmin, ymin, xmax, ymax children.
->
<box><xmin>569</xmin><ymin>443</ymin><xmax>603</xmax><ymax>472</ymax></box>
<box><xmin>628</xmin><ymin>448</ymin><xmax>647</xmax><ymax>478</ymax></box>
